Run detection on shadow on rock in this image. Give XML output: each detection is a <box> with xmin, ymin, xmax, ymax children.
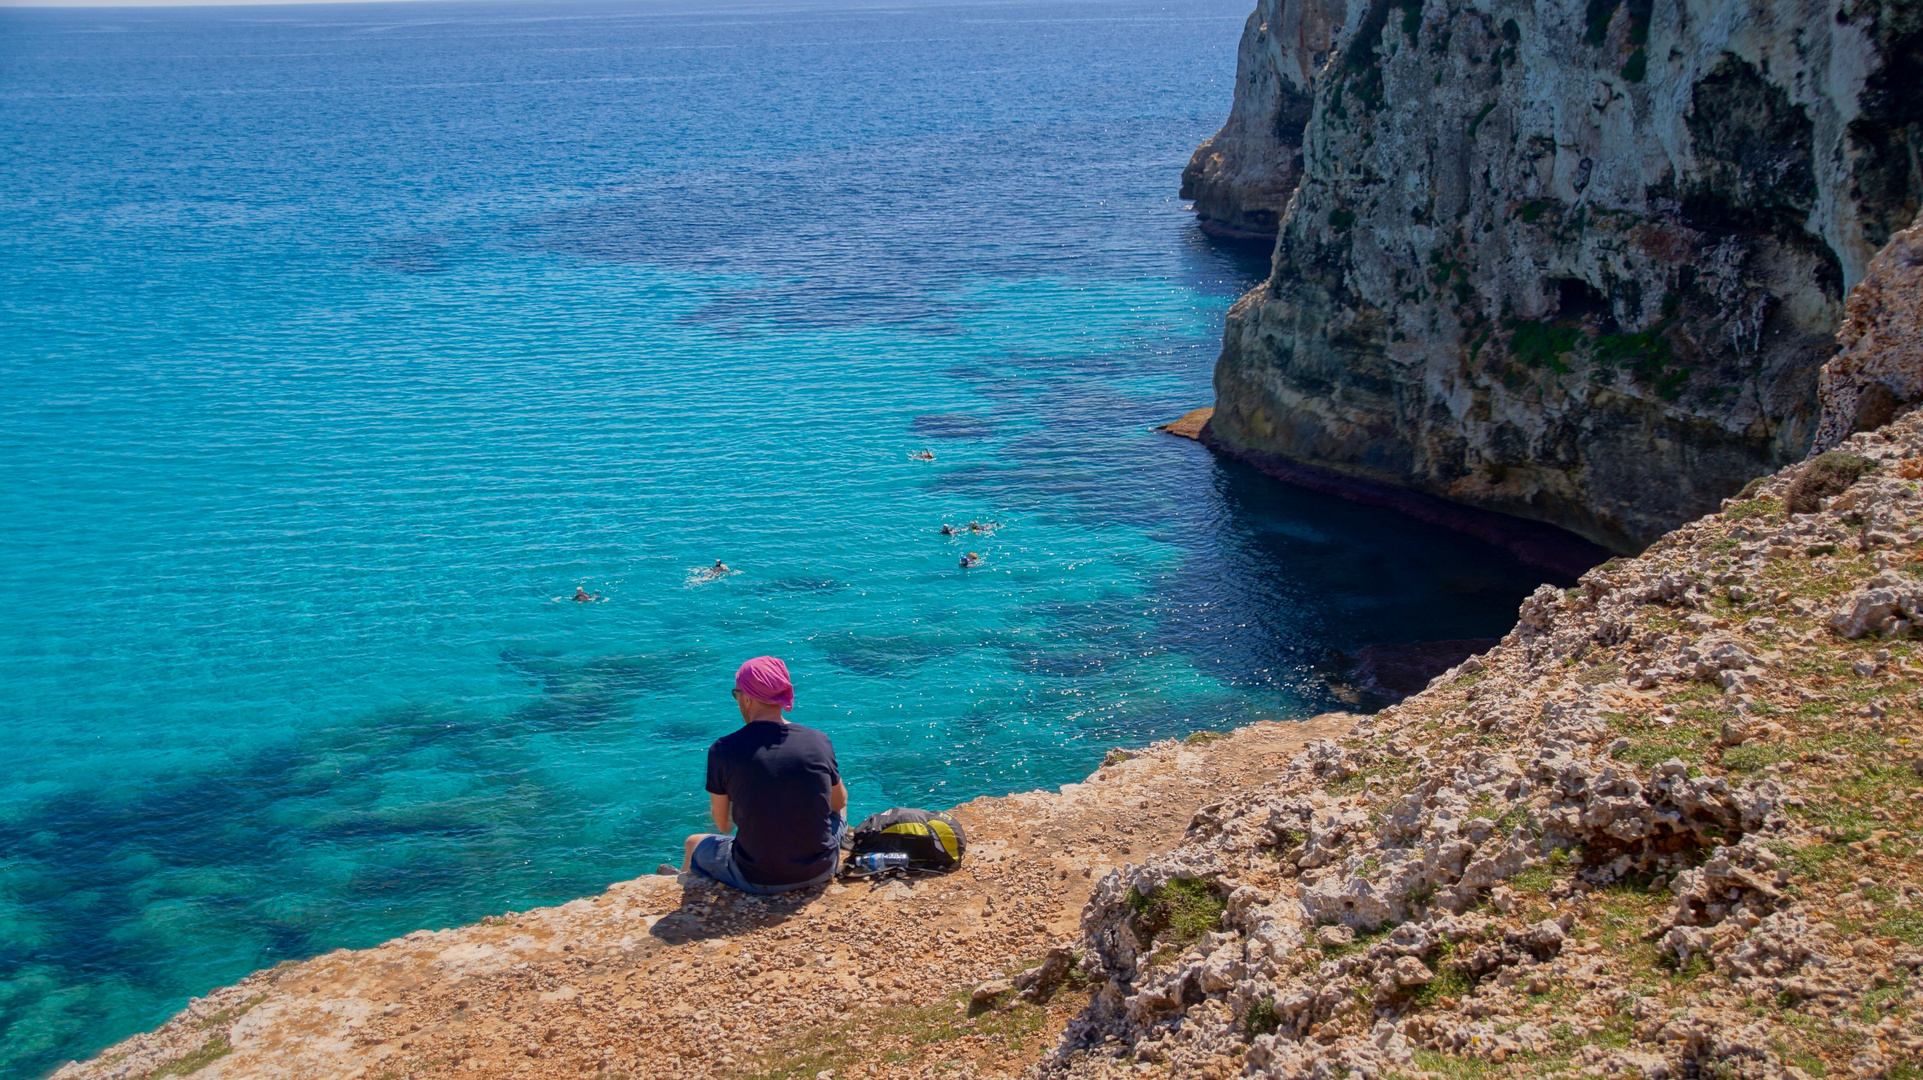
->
<box><xmin>646</xmin><ymin>875</ymin><xmax>829</xmax><ymax>945</ymax></box>
<box><xmin>1351</xmin><ymin>638</ymin><xmax>1500</xmax><ymax>701</ymax></box>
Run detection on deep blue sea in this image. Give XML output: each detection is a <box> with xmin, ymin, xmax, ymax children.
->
<box><xmin>0</xmin><ymin>0</ymin><xmax>1557</xmax><ymax>1072</ymax></box>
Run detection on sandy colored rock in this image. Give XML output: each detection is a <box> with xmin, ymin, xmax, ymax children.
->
<box><xmin>1815</xmin><ymin>208</ymin><xmax>1923</xmax><ymax>453</ymax></box>
<box><xmin>1155</xmin><ymin>407</ymin><xmax>1214</xmax><ymax>440</ymax></box>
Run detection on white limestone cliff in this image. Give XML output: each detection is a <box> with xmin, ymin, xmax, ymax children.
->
<box><xmin>1195</xmin><ymin>0</ymin><xmax>1921</xmax><ymax>553</ymax></box>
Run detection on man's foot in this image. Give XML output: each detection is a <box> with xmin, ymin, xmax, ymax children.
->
<box><xmin>655</xmin><ymin>863</ymin><xmax>679</xmax><ymax>875</ymax></box>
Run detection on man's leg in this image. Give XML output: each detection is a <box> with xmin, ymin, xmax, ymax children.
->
<box><xmin>682</xmin><ymin>833</ymin><xmax>717</xmax><ymax>873</ymax></box>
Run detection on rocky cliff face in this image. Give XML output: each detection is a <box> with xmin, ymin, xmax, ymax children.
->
<box><xmin>1815</xmin><ymin>208</ymin><xmax>1923</xmax><ymax>452</ymax></box>
<box><xmin>1197</xmin><ymin>0</ymin><xmax>1922</xmax><ymax>552</ymax></box>
<box><xmin>1181</xmin><ymin>0</ymin><xmax>1347</xmax><ymax>238</ymax></box>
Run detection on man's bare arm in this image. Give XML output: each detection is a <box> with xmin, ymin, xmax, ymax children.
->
<box><xmin>829</xmin><ymin>782</ymin><xmax>848</xmax><ymax>813</ymax></box>
<box><xmin>710</xmin><ymin>792</ymin><xmax>731</xmax><ymax>833</ymax></box>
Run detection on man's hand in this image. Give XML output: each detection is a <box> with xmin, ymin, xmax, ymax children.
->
<box><xmin>710</xmin><ymin>792</ymin><xmax>731</xmax><ymax>833</ymax></box>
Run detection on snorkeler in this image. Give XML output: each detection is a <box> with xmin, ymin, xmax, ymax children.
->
<box><xmin>939</xmin><ymin>524</ymin><xmax>956</xmax><ymax>536</ymax></box>
<box><xmin>574</xmin><ymin>587</ymin><xmax>601</xmax><ymax>602</ymax></box>
<box><xmin>708</xmin><ymin>560</ymin><xmax>730</xmax><ymax>577</ymax></box>
<box><xmin>959</xmin><ymin>552</ymin><xmax>981</xmax><ymax>568</ymax></box>
<box><xmin>910</xmin><ymin>449</ymin><xmax>935</xmax><ymax>461</ymax></box>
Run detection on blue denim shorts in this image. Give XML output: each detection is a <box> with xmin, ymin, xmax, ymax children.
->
<box><xmin>691</xmin><ymin>814</ymin><xmax>847</xmax><ymax>895</ymax></box>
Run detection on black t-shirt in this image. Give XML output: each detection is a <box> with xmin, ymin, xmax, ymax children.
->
<box><xmin>704</xmin><ymin>720</ymin><xmax>841</xmax><ymax>887</ymax></box>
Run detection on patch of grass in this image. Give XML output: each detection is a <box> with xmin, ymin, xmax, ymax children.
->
<box><xmin>1182</xmin><ymin>730</ymin><xmax>1226</xmax><ymax>746</ymax></box>
<box><xmin>144</xmin><ymin>1037</ymin><xmax>232</xmax><ymax>1079</ymax></box>
<box><xmin>1586</xmin><ymin>319</ymin><xmax>1692</xmax><ymax>398</ymax></box>
<box><xmin>1664</xmin><ymin>682</ymin><xmax>1722</xmax><ymax>704</ymax></box>
<box><xmin>1768</xmin><ymin>838</ymin><xmax>1850</xmax><ymax>882</ymax></box>
<box><xmin>1318</xmin><ymin>923</ymin><xmax>1393</xmax><ymax>958</ymax></box>
<box><xmin>1781</xmin><ymin>1041</ymin><xmax>1831</xmax><ymax>1077</ymax></box>
<box><xmin>1411</xmin><ymin>1048</ymin><xmax>1490</xmax><ymax>1079</ymax></box>
<box><xmin>1584</xmin><ymin>0</ymin><xmax>1622</xmax><ymax>45</ymax></box>
<box><xmin>1126</xmin><ymin>877</ymin><xmax>1226</xmax><ymax>950</ymax></box>
<box><xmin>1803</xmin><ymin>797</ymin><xmax>1879</xmax><ymax>841</ymax></box>
<box><xmin>194</xmin><ymin>994</ymin><xmax>265</xmax><ymax>1030</ymax></box>
<box><xmin>1577</xmin><ymin>660</ymin><xmax>1624</xmax><ymax>685</ymax></box>
<box><xmin>1621</xmin><ymin>46</ymin><xmax>1647</xmax><ymax>81</ymax></box>
<box><xmin>1881</xmin><ymin>909</ymin><xmax>1923</xmax><ymax>946</ymax></box>
<box><xmin>1411</xmin><ymin>964</ymin><xmax>1472</xmax><ymax>1007</ymax></box>
<box><xmin>1246</xmin><ymin>997</ymin><xmax>1281</xmax><ymax>1036</ymax></box>
<box><xmin>1593</xmin><ymin>1007</ymin><xmax>1636</xmax><ymax>1049</ymax></box>
<box><xmin>1591</xmin><ymin>885</ymin><xmax>1669</xmax><ymax>977</ymax></box>
<box><xmin>1658</xmin><ymin>950</ymin><xmax>1714</xmax><ymax>980</ymax></box>
<box><xmin>1468</xmin><ymin>101</ymin><xmax>1498</xmax><ymax>137</ymax></box>
<box><xmin>1613</xmin><ymin>728</ymin><xmax>1717</xmax><ymax>769</ymax></box>
<box><xmin>1787</xmin><ymin>452</ymin><xmax>1875</xmax><ymax>515</ymax></box>
<box><xmin>1860</xmin><ymin>977</ymin><xmax>1906</xmax><ymax>1020</ymax></box>
<box><xmin>741</xmin><ymin>991</ymin><xmax>1052</xmax><ymax>1080</ymax></box>
<box><xmin>1496</xmin><ymin>805</ymin><xmax>1533</xmax><ymax>835</ymax></box>
<box><xmin>1506</xmin><ymin>318</ymin><xmax>1581</xmax><ymax>372</ymax></box>
<box><xmin>1511</xmin><ymin>848</ymin><xmax>1572</xmax><ymax>894</ymax></box>
<box><xmin>1721</xmin><ymin>741</ymin><xmax>1794</xmax><ymax>774</ymax></box>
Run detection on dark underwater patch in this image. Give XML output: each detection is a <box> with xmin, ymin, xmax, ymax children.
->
<box><xmin>818</xmin><ymin>630</ymin><xmax>967</xmax><ymax>678</ymax></box>
<box><xmin>497</xmin><ymin>649</ymin><xmax>692</xmax><ymax>733</ymax></box>
<box><xmin>0</xmin><ymin>648</ymin><xmax>696</xmax><ymax>1075</ymax></box>
<box><xmin>911</xmin><ymin>414</ymin><xmax>995</xmax><ymax>440</ymax></box>
<box><xmin>750</xmin><ymin>577</ymin><xmax>850</xmax><ymax>595</ymax></box>
<box><xmin>367</xmin><ymin>236</ymin><xmax>449</xmax><ymax>275</ymax></box>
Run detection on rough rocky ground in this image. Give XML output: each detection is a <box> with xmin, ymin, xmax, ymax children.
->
<box><xmin>1815</xmin><ymin>212</ymin><xmax>1923</xmax><ymax>455</ymax></box>
<box><xmin>53</xmin><ymin>717</ymin><xmax>1352</xmax><ymax>1080</ymax></box>
<box><xmin>1033</xmin><ymin>414</ymin><xmax>1923</xmax><ymax>1080</ymax></box>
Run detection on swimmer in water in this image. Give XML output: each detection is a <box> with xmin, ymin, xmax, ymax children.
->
<box><xmin>910</xmin><ymin>449</ymin><xmax>935</xmax><ymax>461</ymax></box>
<box><xmin>707</xmin><ymin>560</ymin><xmax>730</xmax><ymax>578</ymax></box>
<box><xmin>574</xmin><ymin>587</ymin><xmax>599</xmax><ymax>603</ymax></box>
<box><xmin>939</xmin><ymin>524</ymin><xmax>956</xmax><ymax>536</ymax></box>
<box><xmin>959</xmin><ymin>552</ymin><xmax>981</xmax><ymax>568</ymax></box>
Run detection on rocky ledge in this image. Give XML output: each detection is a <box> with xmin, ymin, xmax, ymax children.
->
<box><xmin>54</xmin><ymin>718</ymin><xmax>1353</xmax><ymax>1080</ymax></box>
<box><xmin>1034</xmin><ymin>410</ymin><xmax>1923</xmax><ymax>1079</ymax></box>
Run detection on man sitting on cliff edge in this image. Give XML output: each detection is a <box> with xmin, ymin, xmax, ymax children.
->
<box><xmin>675</xmin><ymin>656</ymin><xmax>849</xmax><ymax>894</ymax></box>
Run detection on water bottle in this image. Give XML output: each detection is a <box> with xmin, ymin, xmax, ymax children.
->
<box><xmin>853</xmin><ymin>851</ymin><xmax>910</xmax><ymax>873</ymax></box>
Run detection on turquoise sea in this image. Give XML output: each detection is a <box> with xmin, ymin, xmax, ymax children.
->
<box><xmin>0</xmin><ymin>0</ymin><xmax>1559</xmax><ymax>1072</ymax></box>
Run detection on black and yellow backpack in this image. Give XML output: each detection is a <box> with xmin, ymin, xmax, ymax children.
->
<box><xmin>843</xmin><ymin>808</ymin><xmax>966</xmax><ymax>875</ymax></box>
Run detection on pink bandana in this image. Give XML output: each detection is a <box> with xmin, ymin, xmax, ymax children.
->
<box><xmin>734</xmin><ymin>655</ymin><xmax>794</xmax><ymax>712</ymax></box>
